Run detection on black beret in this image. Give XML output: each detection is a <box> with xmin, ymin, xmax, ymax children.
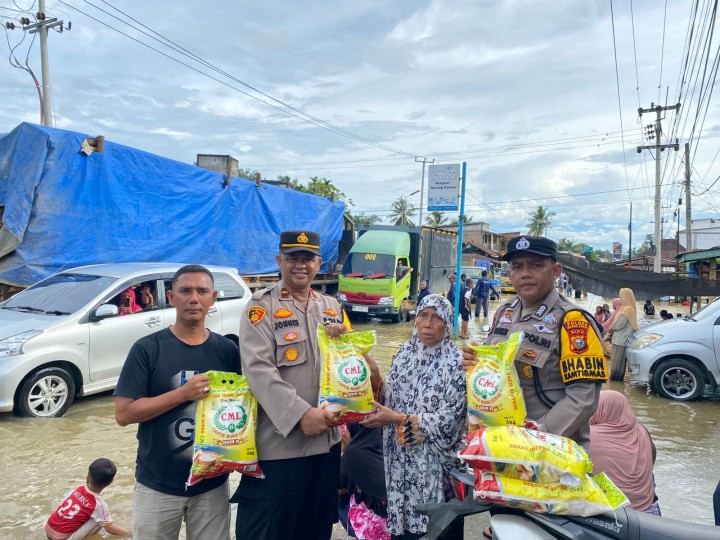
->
<box><xmin>501</xmin><ymin>235</ymin><xmax>557</xmax><ymax>261</ymax></box>
<box><xmin>279</xmin><ymin>230</ymin><xmax>321</xmax><ymax>256</ymax></box>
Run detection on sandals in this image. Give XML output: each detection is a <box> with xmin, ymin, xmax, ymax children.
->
<box><xmin>483</xmin><ymin>526</ymin><xmax>493</xmax><ymax>539</ymax></box>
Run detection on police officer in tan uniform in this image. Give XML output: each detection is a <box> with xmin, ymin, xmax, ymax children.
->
<box><xmin>231</xmin><ymin>230</ymin><xmax>349</xmax><ymax>540</ymax></box>
<box><xmin>464</xmin><ymin>235</ymin><xmax>607</xmax><ymax>449</ymax></box>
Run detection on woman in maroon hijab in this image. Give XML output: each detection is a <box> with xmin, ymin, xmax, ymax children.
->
<box><xmin>588</xmin><ymin>390</ymin><xmax>661</xmax><ymax>515</ymax></box>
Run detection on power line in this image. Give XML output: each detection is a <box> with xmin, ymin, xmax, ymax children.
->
<box><xmin>255</xmin><ymin>140</ymin><xmax>629</xmax><ymax>173</ymax></box>
<box><xmin>658</xmin><ymin>1</ymin><xmax>720</xmax><ymax>222</ymax></box>
<box><xmin>58</xmin><ymin>0</ymin><xmax>419</xmax><ymax>158</ymax></box>
<box><xmin>609</xmin><ymin>0</ymin><xmax>632</xmax><ymax>196</ymax></box>
<box><xmin>13</xmin><ymin>1</ymin><xmax>37</xmax><ymax>10</ymax></box>
<box><xmin>412</xmin><ymin>129</ymin><xmax>640</xmax><ymax>159</ymax></box>
<box><xmin>91</xmin><ymin>0</ymin><xmax>417</xmax><ymax>158</ymax></box>
<box><xmin>688</xmin><ymin>1</ymin><xmax>720</xmax><ymax>164</ymax></box>
<box><xmin>630</xmin><ymin>0</ymin><xmax>642</xmax><ymax>109</ymax></box>
<box><xmin>0</xmin><ymin>6</ymin><xmax>31</xmax><ymax>13</ymax></box>
<box><xmin>243</xmin><ymin>128</ymin><xmax>640</xmax><ymax>168</ymax></box>
<box><xmin>661</xmin><ymin>1</ymin><xmax>708</xmax><ymax>190</ymax></box>
<box><xmin>692</xmin><ymin>174</ymin><xmax>720</xmax><ymax>196</ymax></box>
<box><xmin>356</xmin><ymin>198</ymin><xmax>657</xmax><ymax>220</ymax></box>
<box><xmin>658</xmin><ymin>0</ymin><xmax>669</xmax><ymax>104</ymax></box>
<box><xmin>355</xmin><ymin>185</ymin><xmax>669</xmax><ymax>216</ymax></box>
<box><xmin>661</xmin><ymin>0</ymin><xmax>720</xmax><ymax>206</ymax></box>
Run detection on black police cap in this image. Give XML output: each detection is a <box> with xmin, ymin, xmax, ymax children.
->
<box><xmin>279</xmin><ymin>230</ymin><xmax>321</xmax><ymax>256</ymax></box>
<box><xmin>501</xmin><ymin>235</ymin><xmax>557</xmax><ymax>261</ymax></box>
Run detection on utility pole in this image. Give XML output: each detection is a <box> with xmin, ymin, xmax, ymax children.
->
<box><xmin>415</xmin><ymin>157</ymin><xmax>435</xmax><ymax>227</ymax></box>
<box><xmin>637</xmin><ymin>102</ymin><xmax>680</xmax><ymax>273</ymax></box>
<box><xmin>675</xmin><ymin>207</ymin><xmax>680</xmax><ymax>272</ymax></box>
<box><xmin>628</xmin><ymin>202</ymin><xmax>633</xmax><ymax>267</ymax></box>
<box><xmin>24</xmin><ymin>0</ymin><xmax>64</xmax><ymax>127</ymax></box>
<box><xmin>685</xmin><ymin>142</ymin><xmax>692</xmax><ymax>252</ymax></box>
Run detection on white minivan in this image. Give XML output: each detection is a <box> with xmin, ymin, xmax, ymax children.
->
<box><xmin>0</xmin><ymin>263</ymin><xmax>251</xmax><ymax>417</ymax></box>
<box><xmin>627</xmin><ymin>298</ymin><xmax>720</xmax><ymax>401</ymax></box>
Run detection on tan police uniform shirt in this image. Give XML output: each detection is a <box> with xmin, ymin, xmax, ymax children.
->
<box><xmin>486</xmin><ymin>288</ymin><xmax>605</xmax><ymax>449</ymax></box>
<box><xmin>240</xmin><ymin>280</ymin><xmax>346</xmax><ymax>461</ymax></box>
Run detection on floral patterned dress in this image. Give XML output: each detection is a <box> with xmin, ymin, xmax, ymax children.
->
<box><xmin>382</xmin><ymin>294</ymin><xmax>467</xmax><ymax>536</ymax></box>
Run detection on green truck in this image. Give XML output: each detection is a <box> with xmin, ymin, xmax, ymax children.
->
<box><xmin>337</xmin><ymin>225</ymin><xmax>457</xmax><ymax>322</ymax></box>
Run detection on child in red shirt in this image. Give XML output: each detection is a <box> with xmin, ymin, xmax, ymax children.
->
<box><xmin>46</xmin><ymin>458</ymin><xmax>130</xmax><ymax>540</ymax></box>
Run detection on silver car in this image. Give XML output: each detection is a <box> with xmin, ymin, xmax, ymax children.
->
<box><xmin>627</xmin><ymin>298</ymin><xmax>720</xmax><ymax>400</ymax></box>
<box><xmin>0</xmin><ymin>263</ymin><xmax>250</xmax><ymax>417</ymax></box>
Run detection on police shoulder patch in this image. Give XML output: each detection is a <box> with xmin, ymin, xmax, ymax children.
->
<box><xmin>559</xmin><ymin>310</ymin><xmax>608</xmax><ymax>384</ymax></box>
<box><xmin>247</xmin><ymin>306</ymin><xmax>267</xmax><ymax>326</ymax></box>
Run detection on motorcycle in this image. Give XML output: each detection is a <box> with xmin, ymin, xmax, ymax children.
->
<box><xmin>416</xmin><ymin>470</ymin><xmax>719</xmax><ymax>540</ymax></box>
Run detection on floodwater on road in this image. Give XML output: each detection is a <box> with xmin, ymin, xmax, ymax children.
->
<box><xmin>1</xmin><ymin>293</ymin><xmax>717</xmax><ymax>538</ymax></box>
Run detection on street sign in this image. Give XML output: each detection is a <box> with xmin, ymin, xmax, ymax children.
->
<box><xmin>427</xmin><ymin>164</ymin><xmax>460</xmax><ymax>211</ymax></box>
<box><xmin>612</xmin><ymin>242</ymin><xmax>622</xmax><ymax>260</ymax></box>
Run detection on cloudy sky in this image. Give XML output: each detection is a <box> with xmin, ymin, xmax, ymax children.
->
<box><xmin>2</xmin><ymin>0</ymin><xmax>719</xmax><ymax>251</ymax></box>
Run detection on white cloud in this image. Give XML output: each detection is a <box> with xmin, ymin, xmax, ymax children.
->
<box><xmin>0</xmin><ymin>0</ymin><xmax>714</xmax><ymax>251</ymax></box>
<box><xmin>149</xmin><ymin>127</ymin><xmax>192</xmax><ymax>139</ymax></box>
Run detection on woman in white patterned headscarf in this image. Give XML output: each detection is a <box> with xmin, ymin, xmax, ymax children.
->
<box><xmin>361</xmin><ymin>294</ymin><xmax>467</xmax><ymax>539</ymax></box>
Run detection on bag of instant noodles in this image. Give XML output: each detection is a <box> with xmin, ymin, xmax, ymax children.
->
<box><xmin>459</xmin><ymin>425</ymin><xmax>592</xmax><ymax>486</ymax></box>
<box><xmin>187</xmin><ymin>371</ymin><xmax>263</xmax><ymax>487</ymax></box>
<box><xmin>466</xmin><ymin>332</ymin><xmax>526</xmax><ymax>430</ymax></box>
<box><xmin>318</xmin><ymin>325</ymin><xmax>376</xmax><ymax>424</ymax></box>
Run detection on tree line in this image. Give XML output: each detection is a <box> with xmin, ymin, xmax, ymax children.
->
<box><xmin>249</xmin><ymin>172</ymin><xmax>638</xmax><ymax>261</ymax></box>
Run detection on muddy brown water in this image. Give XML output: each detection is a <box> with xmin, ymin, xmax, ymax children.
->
<box><xmin>1</xmin><ymin>294</ymin><xmax>717</xmax><ymax>537</ymax></box>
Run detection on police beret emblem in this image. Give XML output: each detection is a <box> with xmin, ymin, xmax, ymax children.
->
<box><xmin>516</xmin><ymin>237</ymin><xmax>530</xmax><ymax>250</ymax></box>
<box><xmin>297</xmin><ymin>233</ymin><xmax>309</xmax><ymax>244</ymax></box>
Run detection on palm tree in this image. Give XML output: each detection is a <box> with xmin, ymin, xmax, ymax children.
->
<box><xmin>389</xmin><ymin>196</ymin><xmax>416</xmax><ymax>226</ymax></box>
<box><xmin>556</xmin><ymin>237</ymin><xmax>575</xmax><ymax>252</ymax></box>
<box><xmin>526</xmin><ymin>205</ymin><xmax>555</xmax><ymax>236</ymax></box>
<box><xmin>450</xmin><ymin>214</ymin><xmax>474</xmax><ymax>225</ymax></box>
<box><xmin>353</xmin><ymin>213</ymin><xmax>381</xmax><ymax>226</ymax></box>
<box><xmin>426</xmin><ymin>211</ymin><xmax>448</xmax><ymax>227</ymax></box>
<box><xmin>289</xmin><ymin>176</ymin><xmax>353</xmax><ymax>206</ymax></box>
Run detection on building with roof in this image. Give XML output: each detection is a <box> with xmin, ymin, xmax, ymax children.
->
<box><xmin>441</xmin><ymin>222</ymin><xmax>520</xmax><ymax>265</ymax></box>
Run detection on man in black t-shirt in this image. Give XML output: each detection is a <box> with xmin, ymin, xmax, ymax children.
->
<box><xmin>114</xmin><ymin>265</ymin><xmax>240</xmax><ymax>540</ymax></box>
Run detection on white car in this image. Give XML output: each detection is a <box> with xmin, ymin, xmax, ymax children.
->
<box><xmin>627</xmin><ymin>298</ymin><xmax>720</xmax><ymax>401</ymax></box>
<box><xmin>0</xmin><ymin>263</ymin><xmax>250</xmax><ymax>417</ymax></box>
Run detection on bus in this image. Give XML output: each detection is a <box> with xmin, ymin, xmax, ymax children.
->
<box><xmin>498</xmin><ymin>262</ymin><xmax>515</xmax><ymax>294</ymax></box>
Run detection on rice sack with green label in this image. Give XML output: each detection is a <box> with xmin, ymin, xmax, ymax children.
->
<box><xmin>474</xmin><ymin>470</ymin><xmax>628</xmax><ymax>517</ymax></box>
<box><xmin>459</xmin><ymin>425</ymin><xmax>593</xmax><ymax>486</ymax></box>
<box><xmin>187</xmin><ymin>371</ymin><xmax>263</xmax><ymax>487</ymax></box>
<box><xmin>467</xmin><ymin>331</ymin><xmax>526</xmax><ymax>430</ymax></box>
<box><xmin>318</xmin><ymin>325</ymin><xmax>376</xmax><ymax>423</ymax></box>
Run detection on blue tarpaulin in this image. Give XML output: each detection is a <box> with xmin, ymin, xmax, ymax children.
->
<box><xmin>0</xmin><ymin>123</ymin><xmax>345</xmax><ymax>286</ymax></box>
